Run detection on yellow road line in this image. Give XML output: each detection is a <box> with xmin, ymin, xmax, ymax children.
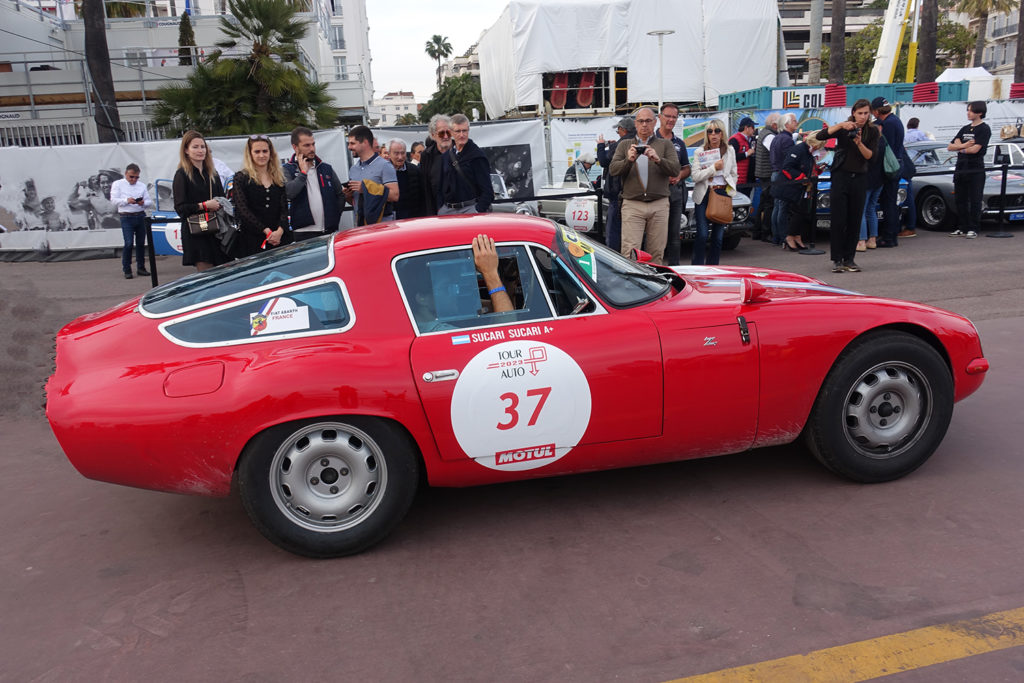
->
<box><xmin>669</xmin><ymin>605</ymin><xmax>1024</xmax><ymax>683</ymax></box>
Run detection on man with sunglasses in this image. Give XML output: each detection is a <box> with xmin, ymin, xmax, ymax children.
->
<box><xmin>420</xmin><ymin>114</ymin><xmax>453</xmax><ymax>215</ymax></box>
<box><xmin>608</xmin><ymin>107</ymin><xmax>681</xmax><ymax>264</ymax></box>
<box><xmin>439</xmin><ymin>114</ymin><xmax>493</xmax><ymax>215</ymax></box>
<box><xmin>283</xmin><ymin>127</ymin><xmax>346</xmax><ymax>239</ymax></box>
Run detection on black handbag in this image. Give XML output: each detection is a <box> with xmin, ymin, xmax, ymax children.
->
<box><xmin>186</xmin><ymin>175</ymin><xmax>224</xmax><ymax>235</ymax></box>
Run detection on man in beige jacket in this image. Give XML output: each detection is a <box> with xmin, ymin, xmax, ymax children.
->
<box><xmin>609</xmin><ymin>107</ymin><xmax>681</xmax><ymax>263</ymax></box>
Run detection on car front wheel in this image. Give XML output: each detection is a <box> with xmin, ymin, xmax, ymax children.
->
<box><xmin>917</xmin><ymin>188</ymin><xmax>952</xmax><ymax>231</ymax></box>
<box><xmin>805</xmin><ymin>331</ymin><xmax>953</xmax><ymax>483</ymax></box>
<box><xmin>238</xmin><ymin>417</ymin><xmax>419</xmax><ymax>558</ymax></box>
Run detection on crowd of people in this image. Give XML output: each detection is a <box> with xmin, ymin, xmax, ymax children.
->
<box><xmin>105</xmin><ymin>98</ymin><xmax>993</xmax><ymax>278</ymax></box>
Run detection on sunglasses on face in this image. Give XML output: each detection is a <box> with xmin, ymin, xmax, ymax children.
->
<box><xmin>437</xmin><ymin>130</ymin><xmax>452</xmax><ymax>138</ymax></box>
<box><xmin>249</xmin><ymin>134</ymin><xmax>269</xmax><ymax>141</ymax></box>
<box><xmin>708</xmin><ymin>129</ymin><xmax>722</xmax><ymax>134</ymax></box>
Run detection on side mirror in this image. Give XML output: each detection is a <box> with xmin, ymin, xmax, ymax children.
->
<box><xmin>631</xmin><ymin>248</ymin><xmax>653</xmax><ymax>263</ymax></box>
<box><xmin>741</xmin><ymin>279</ymin><xmax>770</xmax><ymax>304</ymax></box>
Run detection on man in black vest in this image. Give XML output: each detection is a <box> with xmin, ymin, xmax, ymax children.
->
<box><xmin>283</xmin><ymin>126</ymin><xmax>346</xmax><ymax>240</ymax></box>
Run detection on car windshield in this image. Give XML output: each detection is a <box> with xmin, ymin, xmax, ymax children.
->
<box><xmin>907</xmin><ymin>142</ymin><xmax>1024</xmax><ymax>167</ymax></box>
<box><xmin>553</xmin><ymin>226</ymin><xmax>672</xmax><ymax>307</ymax></box>
<box><xmin>140</xmin><ymin>235</ymin><xmax>334</xmax><ymax>317</ymax></box>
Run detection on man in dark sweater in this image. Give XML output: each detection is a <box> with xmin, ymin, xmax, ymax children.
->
<box><xmin>439</xmin><ymin>114</ymin><xmax>493</xmax><ymax>214</ymax></box>
<box><xmin>769</xmin><ymin>113</ymin><xmax>798</xmax><ymax>245</ymax></box>
<box><xmin>871</xmin><ymin>97</ymin><xmax>906</xmax><ymax>247</ymax></box>
<box><xmin>388</xmin><ymin>139</ymin><xmax>426</xmax><ymax>219</ymax></box>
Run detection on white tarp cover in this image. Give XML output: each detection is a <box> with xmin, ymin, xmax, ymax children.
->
<box><xmin>936</xmin><ymin>67</ymin><xmax>1008</xmax><ymax>101</ymax></box>
<box><xmin>479</xmin><ymin>0</ymin><xmax>778</xmax><ymax>115</ymax></box>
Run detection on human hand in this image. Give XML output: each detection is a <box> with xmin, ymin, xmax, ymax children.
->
<box><xmin>627</xmin><ymin>145</ymin><xmax>638</xmax><ymax>162</ymax></box>
<box><xmin>597</xmin><ymin>134</ymin><xmax>606</xmax><ymax>144</ymax></box>
<box><xmin>713</xmin><ymin>159</ymin><xmax>724</xmax><ymax>171</ymax></box>
<box><xmin>472</xmin><ymin>234</ymin><xmax>499</xmax><ymax>278</ymax></box>
<box><xmin>205</xmin><ymin>199</ymin><xmax>221</xmax><ymax>211</ymax></box>
<box><xmin>840</xmin><ymin>121</ymin><xmax>856</xmax><ymax>131</ymax></box>
<box><xmin>645</xmin><ymin>147</ymin><xmax>660</xmax><ymax>163</ymax></box>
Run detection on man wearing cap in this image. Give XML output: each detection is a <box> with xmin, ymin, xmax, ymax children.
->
<box><xmin>596</xmin><ymin>117</ymin><xmax>635</xmax><ymax>251</ymax></box>
<box><xmin>609</xmin><ymin>107</ymin><xmax>682</xmax><ymax>264</ymax></box>
<box><xmin>871</xmin><ymin>96</ymin><xmax>906</xmax><ymax>247</ymax></box>
<box><xmin>655</xmin><ymin>103</ymin><xmax>692</xmax><ymax>266</ymax></box>
<box><xmin>730</xmin><ymin>117</ymin><xmax>757</xmax><ymax>188</ymax></box>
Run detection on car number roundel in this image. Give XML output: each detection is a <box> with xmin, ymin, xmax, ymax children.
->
<box><xmin>450</xmin><ymin>340</ymin><xmax>592</xmax><ymax>471</ymax></box>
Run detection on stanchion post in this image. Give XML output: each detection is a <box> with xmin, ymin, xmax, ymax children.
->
<box><xmin>145</xmin><ymin>215</ymin><xmax>158</xmax><ymax>286</ymax></box>
<box><xmin>988</xmin><ymin>162</ymin><xmax>1014</xmax><ymax>238</ymax></box>
<box><xmin>595</xmin><ymin>186</ymin><xmax>605</xmax><ymax>242</ymax></box>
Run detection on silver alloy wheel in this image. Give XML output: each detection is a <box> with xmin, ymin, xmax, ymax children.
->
<box><xmin>269</xmin><ymin>422</ymin><xmax>387</xmax><ymax>532</ymax></box>
<box><xmin>843</xmin><ymin>361</ymin><xmax>933</xmax><ymax>459</ymax></box>
<box><xmin>920</xmin><ymin>192</ymin><xmax>947</xmax><ymax>227</ymax></box>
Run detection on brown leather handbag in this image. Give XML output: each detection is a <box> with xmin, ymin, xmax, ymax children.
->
<box><xmin>705</xmin><ymin>186</ymin><xmax>732</xmax><ymax>225</ymax></box>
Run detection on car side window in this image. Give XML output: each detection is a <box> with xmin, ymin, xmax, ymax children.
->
<box><xmin>530</xmin><ymin>246</ymin><xmax>596</xmax><ymax>316</ymax></box>
<box><xmin>396</xmin><ymin>244</ymin><xmax>553</xmax><ymax>334</ymax></box>
<box><xmin>161</xmin><ymin>280</ymin><xmax>351</xmax><ymax>346</ymax></box>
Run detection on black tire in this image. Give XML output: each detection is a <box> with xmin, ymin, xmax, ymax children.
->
<box><xmin>238</xmin><ymin>417</ymin><xmax>420</xmax><ymax>558</ymax></box>
<box><xmin>805</xmin><ymin>331</ymin><xmax>953</xmax><ymax>483</ymax></box>
<box><xmin>722</xmin><ymin>233</ymin><xmax>742</xmax><ymax>251</ymax></box>
<box><xmin>917</xmin><ymin>188</ymin><xmax>953</xmax><ymax>231</ymax></box>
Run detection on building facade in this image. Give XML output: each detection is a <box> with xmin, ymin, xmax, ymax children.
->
<box><xmin>372</xmin><ymin>91</ymin><xmax>418</xmax><ymax>125</ymax></box>
<box><xmin>0</xmin><ymin>0</ymin><xmax>374</xmax><ymax>146</ymax></box>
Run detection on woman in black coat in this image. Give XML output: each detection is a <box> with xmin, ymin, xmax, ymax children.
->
<box><xmin>233</xmin><ymin>135</ymin><xmax>289</xmax><ymax>257</ymax></box>
<box><xmin>173</xmin><ymin>130</ymin><xmax>229</xmax><ymax>270</ymax></box>
<box><xmin>778</xmin><ymin>131</ymin><xmax>828</xmax><ymax>251</ymax></box>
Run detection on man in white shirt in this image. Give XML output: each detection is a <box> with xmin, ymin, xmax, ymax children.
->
<box><xmin>109</xmin><ymin>163</ymin><xmax>154</xmax><ymax>279</ymax></box>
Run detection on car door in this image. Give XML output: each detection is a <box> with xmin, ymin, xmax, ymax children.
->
<box><xmin>398</xmin><ymin>242</ymin><xmax>664</xmax><ymax>473</ymax></box>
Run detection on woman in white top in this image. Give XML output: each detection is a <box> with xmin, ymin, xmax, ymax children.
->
<box><xmin>690</xmin><ymin>119</ymin><xmax>738</xmax><ymax>265</ymax></box>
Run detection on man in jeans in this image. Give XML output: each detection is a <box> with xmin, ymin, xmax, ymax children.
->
<box><xmin>109</xmin><ymin>163</ymin><xmax>153</xmax><ymax>279</ymax></box>
<box><xmin>609</xmin><ymin>107</ymin><xmax>681</xmax><ymax>264</ymax></box>
<box><xmin>949</xmin><ymin>101</ymin><xmax>991</xmax><ymax>239</ymax></box>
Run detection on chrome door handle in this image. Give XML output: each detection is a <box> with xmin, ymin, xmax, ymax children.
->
<box><xmin>422</xmin><ymin>369</ymin><xmax>460</xmax><ymax>383</ymax></box>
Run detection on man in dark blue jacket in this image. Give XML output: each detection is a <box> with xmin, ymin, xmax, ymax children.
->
<box><xmin>283</xmin><ymin>126</ymin><xmax>346</xmax><ymax>239</ymax></box>
<box><xmin>597</xmin><ymin>117</ymin><xmax>634</xmax><ymax>251</ymax></box>
<box><xmin>439</xmin><ymin>114</ymin><xmax>493</xmax><ymax>214</ymax></box>
<box><xmin>871</xmin><ymin>97</ymin><xmax>906</xmax><ymax>247</ymax></box>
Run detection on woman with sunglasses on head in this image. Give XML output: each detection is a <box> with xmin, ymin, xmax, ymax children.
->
<box><xmin>173</xmin><ymin>130</ymin><xmax>229</xmax><ymax>271</ymax></box>
<box><xmin>690</xmin><ymin>120</ymin><xmax>738</xmax><ymax>265</ymax></box>
<box><xmin>233</xmin><ymin>135</ymin><xmax>289</xmax><ymax>256</ymax></box>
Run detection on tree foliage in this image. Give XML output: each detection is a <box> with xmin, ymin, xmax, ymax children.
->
<box><xmin>396</xmin><ymin>113</ymin><xmax>420</xmax><ymax>125</ymax></box>
<box><xmin>418</xmin><ymin>73</ymin><xmax>484</xmax><ymax>123</ymax></box>
<box><xmin>424</xmin><ymin>34</ymin><xmax>453</xmax><ymax>91</ymax></box>
<box><xmin>178</xmin><ymin>13</ymin><xmax>196</xmax><ymax>66</ymax></box>
<box><xmin>154</xmin><ymin>0</ymin><xmax>337</xmax><ymax>136</ymax></box>
<box><xmin>822</xmin><ymin>16</ymin><xmax>974</xmax><ymax>83</ymax></box>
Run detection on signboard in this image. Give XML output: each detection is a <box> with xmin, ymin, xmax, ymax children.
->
<box><xmin>772</xmin><ymin>89</ymin><xmax>827</xmax><ymax>109</ymax></box>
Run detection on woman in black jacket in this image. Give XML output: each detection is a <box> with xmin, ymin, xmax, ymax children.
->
<box><xmin>778</xmin><ymin>131</ymin><xmax>827</xmax><ymax>251</ymax></box>
<box><xmin>173</xmin><ymin>130</ymin><xmax>229</xmax><ymax>271</ymax></box>
<box><xmin>233</xmin><ymin>135</ymin><xmax>288</xmax><ymax>257</ymax></box>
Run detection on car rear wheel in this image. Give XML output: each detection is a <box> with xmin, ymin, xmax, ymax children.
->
<box><xmin>917</xmin><ymin>188</ymin><xmax>952</xmax><ymax>231</ymax></box>
<box><xmin>805</xmin><ymin>331</ymin><xmax>953</xmax><ymax>483</ymax></box>
<box><xmin>238</xmin><ymin>417</ymin><xmax>419</xmax><ymax>558</ymax></box>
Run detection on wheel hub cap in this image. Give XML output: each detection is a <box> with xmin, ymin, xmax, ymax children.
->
<box><xmin>844</xmin><ymin>363</ymin><xmax>931</xmax><ymax>458</ymax></box>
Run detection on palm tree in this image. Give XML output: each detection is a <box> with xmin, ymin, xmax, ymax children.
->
<box><xmin>154</xmin><ymin>0</ymin><xmax>337</xmax><ymax>135</ymax></box>
<box><xmin>82</xmin><ymin>0</ymin><xmax>123</xmax><ymax>142</ymax></box>
<box><xmin>829</xmin><ymin>0</ymin><xmax>846</xmax><ymax>83</ymax></box>
<box><xmin>424</xmin><ymin>34</ymin><xmax>453</xmax><ymax>91</ymax></box>
<box><xmin>918</xmin><ymin>0</ymin><xmax>938</xmax><ymax>82</ymax></box>
<box><xmin>954</xmin><ymin>0</ymin><xmax>1019</xmax><ymax>67</ymax></box>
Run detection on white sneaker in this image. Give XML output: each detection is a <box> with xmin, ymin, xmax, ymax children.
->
<box><xmin>965</xmin><ymin>231</ymin><xmax>978</xmax><ymax>239</ymax></box>
<box><xmin>949</xmin><ymin>229</ymin><xmax>965</xmax><ymax>236</ymax></box>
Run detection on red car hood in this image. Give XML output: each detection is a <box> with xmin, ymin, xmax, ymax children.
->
<box><xmin>669</xmin><ymin>265</ymin><xmax>860</xmax><ymax>300</ymax></box>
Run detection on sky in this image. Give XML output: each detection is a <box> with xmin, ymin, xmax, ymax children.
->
<box><xmin>365</xmin><ymin>0</ymin><xmax>509</xmax><ymax>102</ymax></box>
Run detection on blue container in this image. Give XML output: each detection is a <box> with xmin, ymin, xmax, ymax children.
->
<box><xmin>938</xmin><ymin>81</ymin><xmax>969</xmax><ymax>102</ymax></box>
<box><xmin>893</xmin><ymin>83</ymin><xmax>916</xmax><ymax>103</ymax></box>
<box><xmin>719</xmin><ymin>86</ymin><xmax>772</xmax><ymax>110</ymax></box>
<box><xmin>844</xmin><ymin>83</ymin><xmax>896</xmax><ymax>107</ymax></box>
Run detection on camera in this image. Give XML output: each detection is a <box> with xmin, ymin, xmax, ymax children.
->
<box><xmin>634</xmin><ymin>144</ymin><xmax>647</xmax><ymax>155</ymax></box>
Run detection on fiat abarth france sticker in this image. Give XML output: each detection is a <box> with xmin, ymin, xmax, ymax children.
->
<box><xmin>249</xmin><ymin>297</ymin><xmax>310</xmax><ymax>336</ymax></box>
<box><xmin>450</xmin><ymin>340</ymin><xmax>592</xmax><ymax>471</ymax></box>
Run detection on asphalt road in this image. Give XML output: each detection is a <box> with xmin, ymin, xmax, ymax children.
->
<box><xmin>1</xmin><ymin>226</ymin><xmax>1022</xmax><ymax>682</ymax></box>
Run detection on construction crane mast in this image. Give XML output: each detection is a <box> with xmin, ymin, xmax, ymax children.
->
<box><xmin>869</xmin><ymin>0</ymin><xmax>919</xmax><ymax>84</ymax></box>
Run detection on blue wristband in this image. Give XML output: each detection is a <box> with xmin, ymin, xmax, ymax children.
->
<box><xmin>488</xmin><ymin>286</ymin><xmax>506</xmax><ymax>296</ymax></box>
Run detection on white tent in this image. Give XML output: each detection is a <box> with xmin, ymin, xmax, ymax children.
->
<box><xmin>478</xmin><ymin>0</ymin><xmax>778</xmax><ymax>116</ymax></box>
<box><xmin>936</xmin><ymin>67</ymin><xmax>1009</xmax><ymax>101</ymax></box>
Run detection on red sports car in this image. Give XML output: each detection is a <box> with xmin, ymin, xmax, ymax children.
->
<box><xmin>46</xmin><ymin>215</ymin><xmax>989</xmax><ymax>557</ymax></box>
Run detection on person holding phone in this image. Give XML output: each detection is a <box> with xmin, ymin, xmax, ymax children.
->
<box><xmin>821</xmin><ymin>99</ymin><xmax>878</xmax><ymax>273</ymax></box>
<box><xmin>110</xmin><ymin>163</ymin><xmax>153</xmax><ymax>279</ymax></box>
<box><xmin>283</xmin><ymin>126</ymin><xmax>346</xmax><ymax>240</ymax></box>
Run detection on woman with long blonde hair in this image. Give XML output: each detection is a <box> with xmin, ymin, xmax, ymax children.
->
<box><xmin>689</xmin><ymin>119</ymin><xmax>738</xmax><ymax>265</ymax></box>
<box><xmin>233</xmin><ymin>135</ymin><xmax>288</xmax><ymax>256</ymax></box>
<box><xmin>172</xmin><ymin>130</ymin><xmax>228</xmax><ymax>270</ymax></box>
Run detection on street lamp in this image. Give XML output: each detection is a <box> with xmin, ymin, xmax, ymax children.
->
<box><xmin>647</xmin><ymin>29</ymin><xmax>675</xmax><ymax>111</ymax></box>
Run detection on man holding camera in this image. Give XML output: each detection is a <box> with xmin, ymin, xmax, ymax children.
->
<box><xmin>284</xmin><ymin>126</ymin><xmax>347</xmax><ymax>239</ymax></box>
<box><xmin>609</xmin><ymin>107</ymin><xmax>681</xmax><ymax>264</ymax></box>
